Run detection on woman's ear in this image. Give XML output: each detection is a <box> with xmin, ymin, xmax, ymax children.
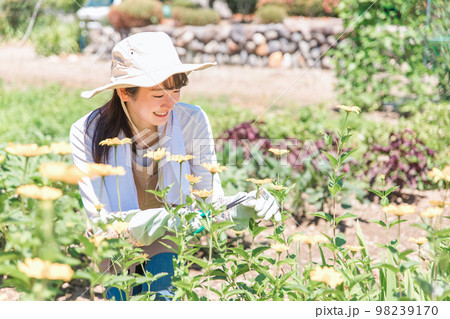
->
<box><xmin>116</xmin><ymin>88</ymin><xmax>128</xmax><ymax>102</ymax></box>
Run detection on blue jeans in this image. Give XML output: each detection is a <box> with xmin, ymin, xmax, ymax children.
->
<box><xmin>106</xmin><ymin>253</ymin><xmax>177</xmax><ymax>301</ymax></box>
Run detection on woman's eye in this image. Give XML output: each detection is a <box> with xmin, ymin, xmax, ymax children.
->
<box><xmin>153</xmin><ymin>95</ymin><xmax>164</xmax><ymax>98</ymax></box>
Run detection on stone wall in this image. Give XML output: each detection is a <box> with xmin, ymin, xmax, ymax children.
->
<box><xmin>85</xmin><ymin>17</ymin><xmax>343</xmax><ymax>69</ymax></box>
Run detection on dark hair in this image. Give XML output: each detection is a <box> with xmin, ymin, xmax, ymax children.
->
<box><xmin>86</xmin><ymin>73</ymin><xmax>189</xmax><ymax>164</ymax></box>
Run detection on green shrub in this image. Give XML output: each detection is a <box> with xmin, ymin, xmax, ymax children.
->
<box><xmin>172</xmin><ymin>7</ymin><xmax>220</xmax><ymax>26</ymax></box>
<box><xmin>332</xmin><ymin>0</ymin><xmax>445</xmax><ymax>111</ymax></box>
<box><xmin>108</xmin><ymin>0</ymin><xmax>163</xmax><ymax>29</ymax></box>
<box><xmin>287</xmin><ymin>0</ymin><xmax>325</xmax><ymax>16</ymax></box>
<box><xmin>257</xmin><ymin>0</ymin><xmax>326</xmax><ymax>17</ymax></box>
<box><xmin>171</xmin><ymin>0</ymin><xmax>201</xmax><ymax>9</ymax></box>
<box><xmin>31</xmin><ymin>16</ymin><xmax>80</xmax><ymax>56</ymax></box>
<box><xmin>0</xmin><ymin>0</ymin><xmax>38</xmax><ymax>37</ymax></box>
<box><xmin>226</xmin><ymin>0</ymin><xmax>258</xmax><ymax>14</ymax></box>
<box><xmin>255</xmin><ymin>4</ymin><xmax>287</xmax><ymax>23</ymax></box>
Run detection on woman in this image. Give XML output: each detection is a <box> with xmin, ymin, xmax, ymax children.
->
<box><xmin>70</xmin><ymin>32</ymin><xmax>280</xmax><ymax>300</ymax></box>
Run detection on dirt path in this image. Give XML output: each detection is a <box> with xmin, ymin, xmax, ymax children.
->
<box><xmin>0</xmin><ymin>43</ymin><xmax>337</xmax><ymax>113</ymax></box>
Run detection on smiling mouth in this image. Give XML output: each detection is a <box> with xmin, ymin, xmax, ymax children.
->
<box><xmin>153</xmin><ymin>112</ymin><xmax>169</xmax><ymax>118</ymax></box>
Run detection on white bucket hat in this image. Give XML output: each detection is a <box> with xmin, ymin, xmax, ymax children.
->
<box><xmin>81</xmin><ymin>32</ymin><xmax>216</xmax><ymax>99</ymax></box>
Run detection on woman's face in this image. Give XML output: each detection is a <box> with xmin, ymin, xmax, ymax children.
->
<box><xmin>120</xmin><ymin>85</ymin><xmax>181</xmax><ymax>133</ymax></box>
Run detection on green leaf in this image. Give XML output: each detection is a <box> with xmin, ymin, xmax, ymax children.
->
<box><xmin>231</xmin><ymin>247</ymin><xmax>250</xmax><ymax>261</ymax></box>
<box><xmin>310</xmin><ymin>211</ymin><xmax>333</xmax><ymax>224</ymax></box>
<box><xmin>388</xmin><ymin>219</ymin><xmax>407</xmax><ymax>230</ymax></box>
<box><xmin>337</xmin><ymin>149</ymin><xmax>357</xmax><ymax>166</ymax></box>
<box><xmin>437</xmin><ymin>254</ymin><xmax>449</xmax><ymax>275</ymax></box>
<box><xmin>184</xmin><ymin>256</ymin><xmax>208</xmax><ymax>269</ymax></box>
<box><xmin>368</xmin><ymin>188</ymin><xmax>383</xmax><ymax>198</ymax></box>
<box><xmin>328</xmin><ymin>178</ymin><xmax>343</xmax><ymax>196</ymax></box>
<box><xmin>380</xmin><ymin>197</ymin><xmax>390</xmax><ymax>207</ymax></box>
<box><xmin>369</xmin><ymin>219</ymin><xmax>387</xmax><ymax>228</ymax></box>
<box><xmin>321</xmin><ymin>151</ymin><xmax>338</xmax><ymax>167</ymax></box>
<box><xmin>335</xmin><ymin>232</ymin><xmax>347</xmax><ymax>247</ymax></box>
<box><xmin>385</xmin><ymin>250</ymin><xmax>398</xmax><ymax>301</ymax></box>
<box><xmin>251</xmin><ymin>246</ymin><xmax>270</xmax><ymax>259</ymax></box>
<box><xmin>385</xmin><ymin>186</ymin><xmax>399</xmax><ymax>196</ymax></box>
<box><xmin>335</xmin><ymin>212</ymin><xmax>358</xmax><ymax>226</ymax></box>
<box><xmin>399</xmin><ymin>260</ymin><xmax>418</xmax><ymax>273</ymax></box>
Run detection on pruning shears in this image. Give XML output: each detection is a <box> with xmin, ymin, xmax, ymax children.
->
<box><xmin>191</xmin><ymin>194</ymin><xmax>248</xmax><ymax>234</ymax></box>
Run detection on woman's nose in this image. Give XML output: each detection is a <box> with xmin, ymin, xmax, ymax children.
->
<box><xmin>162</xmin><ymin>91</ymin><xmax>177</xmax><ymax>106</ymax></box>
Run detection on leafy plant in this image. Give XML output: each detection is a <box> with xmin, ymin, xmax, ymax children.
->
<box><xmin>333</xmin><ymin>0</ymin><xmax>442</xmax><ymax>110</ymax></box>
<box><xmin>31</xmin><ymin>17</ymin><xmax>80</xmax><ymax>57</ymax></box>
<box><xmin>255</xmin><ymin>4</ymin><xmax>287</xmax><ymax>23</ymax></box>
<box><xmin>172</xmin><ymin>7</ymin><xmax>220</xmax><ymax>26</ymax></box>
<box><xmin>108</xmin><ymin>0</ymin><xmax>163</xmax><ymax>29</ymax></box>
<box><xmin>363</xmin><ymin>128</ymin><xmax>436</xmax><ymax>190</ymax></box>
<box><xmin>225</xmin><ymin>0</ymin><xmax>258</xmax><ymax>15</ymax></box>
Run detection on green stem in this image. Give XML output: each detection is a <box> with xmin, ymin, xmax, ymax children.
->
<box><xmin>276</xmin><ymin>155</ymin><xmax>280</xmax><ymax>184</ymax></box>
<box><xmin>179</xmin><ymin>163</ymin><xmax>183</xmax><ymax>205</ymax></box>
<box><xmin>114</xmin><ymin>146</ymin><xmax>122</xmax><ymax>217</ymax></box>
<box><xmin>438</xmin><ymin>181</ymin><xmax>448</xmax><ymax>230</ymax></box>
<box><xmin>397</xmin><ymin>216</ymin><xmax>400</xmax><ymax>244</ymax></box>
<box><xmin>21</xmin><ymin>157</ymin><xmax>29</xmax><ymax>185</ymax></box>
<box><xmin>296</xmin><ymin>241</ymin><xmax>301</xmax><ymax>278</ymax></box>
<box><xmin>308</xmin><ymin>244</ymin><xmax>312</xmax><ymax>267</ymax></box>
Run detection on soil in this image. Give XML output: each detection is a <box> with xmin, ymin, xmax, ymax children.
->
<box><xmin>0</xmin><ymin>43</ymin><xmax>447</xmax><ymax>301</ymax></box>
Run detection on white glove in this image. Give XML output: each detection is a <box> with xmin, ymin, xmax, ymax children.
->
<box><xmin>129</xmin><ymin>208</ymin><xmax>171</xmax><ymax>246</ymax></box>
<box><xmin>228</xmin><ymin>189</ymin><xmax>281</xmax><ymax>230</ymax></box>
<box><xmin>128</xmin><ymin>208</ymin><xmax>204</xmax><ymax>245</ymax></box>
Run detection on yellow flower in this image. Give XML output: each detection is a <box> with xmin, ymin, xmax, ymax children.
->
<box><xmin>443</xmin><ymin>166</ymin><xmax>450</xmax><ymax>181</ymax></box>
<box><xmin>292</xmin><ymin>233</ymin><xmax>327</xmax><ymax>245</ymax></box>
<box><xmin>428</xmin><ymin>167</ymin><xmax>444</xmax><ymax>182</ymax></box>
<box><xmin>5</xmin><ymin>142</ymin><xmax>51</xmax><ymax>157</ymax></box>
<box><xmin>191</xmin><ymin>189</ymin><xmax>214</xmax><ymax>199</ymax></box>
<box><xmin>99</xmin><ymin>137</ymin><xmax>132</xmax><ymax>146</ymax></box>
<box><xmin>420</xmin><ymin>207</ymin><xmax>443</xmax><ymax>218</ymax></box>
<box><xmin>246</xmin><ymin>178</ymin><xmax>273</xmax><ymax>185</ymax></box>
<box><xmin>16</xmin><ymin>185</ymin><xmax>63</xmax><ymax>201</ymax></box>
<box><xmin>127</xmin><ymin>237</ymin><xmax>145</xmax><ymax>247</ymax></box>
<box><xmin>143</xmin><ymin>147</ymin><xmax>167</xmax><ymax>161</ymax></box>
<box><xmin>47</xmin><ymin>263</ymin><xmax>75</xmax><ymax>282</ymax></box>
<box><xmin>94</xmin><ymin>203</ymin><xmax>104</xmax><ymax>212</ymax></box>
<box><xmin>89</xmin><ymin>233</ymin><xmax>106</xmax><ymax>247</ymax></box>
<box><xmin>344</xmin><ymin>245</ymin><xmax>364</xmax><ymax>252</ymax></box>
<box><xmin>39</xmin><ymin>162</ymin><xmax>89</xmax><ymax>185</ymax></box>
<box><xmin>427</xmin><ymin>166</ymin><xmax>450</xmax><ymax>183</ymax></box>
<box><xmin>107</xmin><ymin>220</ymin><xmax>130</xmax><ymax>235</ymax></box>
<box><xmin>167</xmin><ymin>154</ymin><xmax>195</xmax><ymax>163</ymax></box>
<box><xmin>310</xmin><ymin>266</ymin><xmax>344</xmax><ymax>289</ymax></box>
<box><xmin>185</xmin><ymin>174</ymin><xmax>202</xmax><ymax>184</ymax></box>
<box><xmin>428</xmin><ymin>200</ymin><xmax>447</xmax><ymax>208</ymax></box>
<box><xmin>0</xmin><ymin>155</ymin><xmax>5</xmax><ymax>164</ymax></box>
<box><xmin>270</xmin><ymin>184</ymin><xmax>287</xmax><ymax>191</ymax></box>
<box><xmin>87</xmin><ymin>163</ymin><xmax>126</xmax><ymax>177</ymax></box>
<box><xmin>18</xmin><ymin>257</ymin><xmax>48</xmax><ymax>280</ymax></box>
<box><xmin>18</xmin><ymin>258</ymin><xmax>74</xmax><ymax>282</ymax></box>
<box><xmin>408</xmin><ymin>237</ymin><xmax>428</xmax><ymax>245</ymax></box>
<box><xmin>337</xmin><ymin>104</ymin><xmax>361</xmax><ymax>114</ymax></box>
<box><xmin>201</xmin><ymin>163</ymin><xmax>227</xmax><ymax>174</ymax></box>
<box><xmin>50</xmin><ymin>142</ymin><xmax>72</xmax><ymax>155</ymax></box>
<box><xmin>133</xmin><ymin>253</ymin><xmax>149</xmax><ymax>261</ymax></box>
<box><xmin>382</xmin><ymin>204</ymin><xmax>415</xmax><ymax>216</ymax></box>
<box><xmin>268</xmin><ymin>148</ymin><xmax>290</xmax><ymax>156</ymax></box>
<box><xmin>270</xmin><ymin>242</ymin><xmax>290</xmax><ymax>253</ymax></box>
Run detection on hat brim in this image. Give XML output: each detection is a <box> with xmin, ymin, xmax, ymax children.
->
<box><xmin>81</xmin><ymin>62</ymin><xmax>216</xmax><ymax>99</ymax></box>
